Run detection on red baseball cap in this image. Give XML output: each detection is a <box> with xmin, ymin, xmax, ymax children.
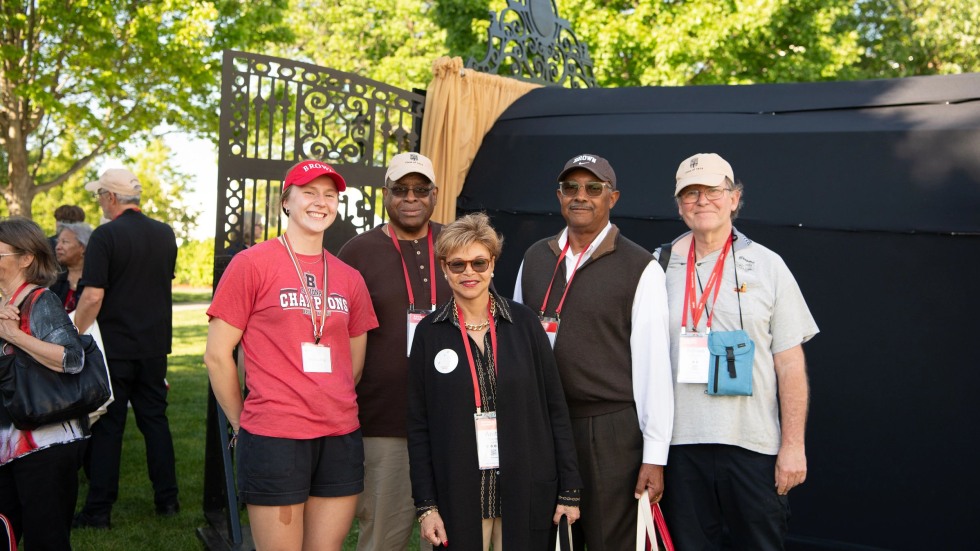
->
<box><xmin>283</xmin><ymin>160</ymin><xmax>347</xmax><ymax>192</ymax></box>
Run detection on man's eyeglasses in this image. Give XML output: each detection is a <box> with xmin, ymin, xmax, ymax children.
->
<box><xmin>0</xmin><ymin>253</ymin><xmax>22</xmax><ymax>259</ymax></box>
<box><xmin>93</xmin><ymin>189</ymin><xmax>110</xmax><ymax>198</ymax></box>
<box><xmin>558</xmin><ymin>181</ymin><xmax>611</xmax><ymax>197</ymax></box>
<box><xmin>678</xmin><ymin>187</ymin><xmax>731</xmax><ymax>204</ymax></box>
<box><xmin>387</xmin><ymin>185</ymin><xmax>434</xmax><ymax>198</ymax></box>
<box><xmin>445</xmin><ymin>258</ymin><xmax>491</xmax><ymax>274</ymax></box>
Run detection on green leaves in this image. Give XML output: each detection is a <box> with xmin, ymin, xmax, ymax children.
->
<box><xmin>555</xmin><ymin>0</ymin><xmax>978</xmax><ymax>87</ymax></box>
<box><xmin>1</xmin><ymin>0</ymin><xmax>291</xmax><ymax>218</ymax></box>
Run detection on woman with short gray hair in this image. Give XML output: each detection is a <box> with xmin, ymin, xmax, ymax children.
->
<box><xmin>50</xmin><ymin>222</ymin><xmax>94</xmax><ymax>313</ymax></box>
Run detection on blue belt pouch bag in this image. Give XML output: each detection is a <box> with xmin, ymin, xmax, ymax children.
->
<box><xmin>706</xmin><ymin>330</ymin><xmax>754</xmax><ymax>396</ymax></box>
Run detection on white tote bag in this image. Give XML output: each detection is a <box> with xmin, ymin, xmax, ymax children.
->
<box><xmin>636</xmin><ymin>490</ymin><xmax>676</xmax><ymax>551</ymax></box>
<box><xmin>69</xmin><ymin>313</ymin><xmax>114</xmax><ymax>426</ymax></box>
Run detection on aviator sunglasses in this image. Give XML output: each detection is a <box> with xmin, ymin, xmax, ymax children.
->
<box><xmin>558</xmin><ymin>181</ymin><xmax>612</xmax><ymax>197</ymax></box>
<box><xmin>445</xmin><ymin>258</ymin><xmax>492</xmax><ymax>274</ymax></box>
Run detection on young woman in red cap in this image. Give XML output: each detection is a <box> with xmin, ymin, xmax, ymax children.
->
<box><xmin>205</xmin><ymin>160</ymin><xmax>378</xmax><ymax>550</ymax></box>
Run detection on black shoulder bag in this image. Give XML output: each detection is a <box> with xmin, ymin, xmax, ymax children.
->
<box><xmin>0</xmin><ymin>288</ymin><xmax>111</xmax><ymax>431</ymax></box>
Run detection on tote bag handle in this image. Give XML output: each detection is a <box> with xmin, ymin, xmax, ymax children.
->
<box><xmin>555</xmin><ymin>514</ymin><xmax>573</xmax><ymax>551</ymax></box>
<box><xmin>636</xmin><ymin>491</ymin><xmax>675</xmax><ymax>551</ymax></box>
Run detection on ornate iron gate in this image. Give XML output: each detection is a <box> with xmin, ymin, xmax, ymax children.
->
<box><xmin>211</xmin><ymin>50</ymin><xmax>425</xmax><ymax>285</ymax></box>
<box><xmin>202</xmin><ymin>50</ymin><xmax>424</xmax><ymax>549</ymax></box>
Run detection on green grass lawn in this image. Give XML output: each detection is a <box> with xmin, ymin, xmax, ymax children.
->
<box><xmin>172</xmin><ymin>287</ymin><xmax>212</xmax><ymax>304</ymax></box>
<box><xmin>71</xmin><ymin>303</ymin><xmax>421</xmax><ymax>550</ymax></box>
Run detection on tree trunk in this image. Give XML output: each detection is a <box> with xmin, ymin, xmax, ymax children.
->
<box><xmin>2</xmin><ymin>94</ymin><xmax>37</xmax><ymax>219</ymax></box>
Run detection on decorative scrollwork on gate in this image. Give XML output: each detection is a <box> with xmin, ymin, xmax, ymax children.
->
<box><xmin>467</xmin><ymin>0</ymin><xmax>597</xmax><ymax>88</ymax></box>
<box><xmin>215</xmin><ymin>50</ymin><xmax>425</xmax><ymax>282</ymax></box>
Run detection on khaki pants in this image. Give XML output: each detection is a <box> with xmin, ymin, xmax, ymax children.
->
<box><xmin>355</xmin><ymin>437</ymin><xmax>415</xmax><ymax>551</ymax></box>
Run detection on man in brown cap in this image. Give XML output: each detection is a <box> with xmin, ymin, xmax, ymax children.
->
<box><xmin>515</xmin><ymin>154</ymin><xmax>673</xmax><ymax>550</ymax></box>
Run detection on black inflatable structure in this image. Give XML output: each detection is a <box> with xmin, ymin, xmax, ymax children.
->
<box><xmin>460</xmin><ymin>73</ymin><xmax>980</xmax><ymax>550</ymax></box>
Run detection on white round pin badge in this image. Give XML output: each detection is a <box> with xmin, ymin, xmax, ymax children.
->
<box><xmin>433</xmin><ymin>349</ymin><xmax>458</xmax><ymax>374</ymax></box>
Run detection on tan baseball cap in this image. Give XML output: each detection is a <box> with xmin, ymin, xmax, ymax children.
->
<box><xmin>386</xmin><ymin>152</ymin><xmax>436</xmax><ymax>185</ymax></box>
<box><xmin>84</xmin><ymin>168</ymin><xmax>142</xmax><ymax>195</ymax></box>
<box><xmin>674</xmin><ymin>153</ymin><xmax>734</xmax><ymax>196</ymax></box>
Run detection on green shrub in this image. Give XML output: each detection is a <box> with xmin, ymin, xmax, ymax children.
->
<box><xmin>176</xmin><ymin>238</ymin><xmax>214</xmax><ymax>288</ymax></box>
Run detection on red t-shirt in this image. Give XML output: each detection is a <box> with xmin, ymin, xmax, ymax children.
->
<box><xmin>208</xmin><ymin>239</ymin><xmax>378</xmax><ymax>439</ymax></box>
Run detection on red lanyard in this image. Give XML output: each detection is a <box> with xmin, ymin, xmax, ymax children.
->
<box><xmin>5</xmin><ymin>281</ymin><xmax>31</xmax><ymax>306</ymax></box>
<box><xmin>681</xmin><ymin>233</ymin><xmax>733</xmax><ymax>332</ymax></box>
<box><xmin>388</xmin><ymin>223</ymin><xmax>437</xmax><ymax>310</ymax></box>
<box><xmin>456</xmin><ymin>300</ymin><xmax>498</xmax><ymax>413</ymax></box>
<box><xmin>538</xmin><ymin>238</ymin><xmax>593</xmax><ymax>318</ymax></box>
<box><xmin>281</xmin><ymin>235</ymin><xmax>329</xmax><ymax>344</ymax></box>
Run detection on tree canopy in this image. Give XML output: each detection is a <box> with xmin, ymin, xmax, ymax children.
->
<box><xmin>272</xmin><ymin>0</ymin><xmax>979</xmax><ymax>90</ymax></box>
<box><xmin>3</xmin><ymin>0</ymin><xmax>978</xmax><ymax>231</ymax></box>
<box><xmin>272</xmin><ymin>0</ymin><xmax>448</xmax><ymax>91</ymax></box>
<box><xmin>556</xmin><ymin>0</ymin><xmax>980</xmax><ymax>86</ymax></box>
<box><xmin>0</xmin><ymin>0</ymin><xmax>291</xmax><ymax>218</ymax></box>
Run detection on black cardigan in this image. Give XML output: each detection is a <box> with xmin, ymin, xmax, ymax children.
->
<box><xmin>408</xmin><ymin>292</ymin><xmax>582</xmax><ymax>549</ymax></box>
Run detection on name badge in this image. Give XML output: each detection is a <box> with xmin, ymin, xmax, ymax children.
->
<box><xmin>406</xmin><ymin>308</ymin><xmax>430</xmax><ymax>356</ymax></box>
<box><xmin>677</xmin><ymin>332</ymin><xmax>709</xmax><ymax>384</ymax></box>
<box><xmin>301</xmin><ymin>342</ymin><xmax>332</xmax><ymax>373</ymax></box>
<box><xmin>474</xmin><ymin>411</ymin><xmax>499</xmax><ymax>470</ymax></box>
<box><xmin>538</xmin><ymin>316</ymin><xmax>559</xmax><ymax>349</ymax></box>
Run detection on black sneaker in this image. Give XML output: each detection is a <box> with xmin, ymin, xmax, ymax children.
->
<box><xmin>155</xmin><ymin>501</ymin><xmax>180</xmax><ymax>517</ymax></box>
<box><xmin>73</xmin><ymin>511</ymin><xmax>111</xmax><ymax>530</ymax></box>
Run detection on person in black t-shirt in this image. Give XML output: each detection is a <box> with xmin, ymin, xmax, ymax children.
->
<box><xmin>72</xmin><ymin>168</ymin><xmax>180</xmax><ymax>529</ymax></box>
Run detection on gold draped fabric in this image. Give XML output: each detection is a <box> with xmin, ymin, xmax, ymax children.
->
<box><xmin>420</xmin><ymin>57</ymin><xmax>542</xmax><ymax>224</ymax></box>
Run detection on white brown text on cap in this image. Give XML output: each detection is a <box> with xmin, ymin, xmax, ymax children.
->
<box><xmin>557</xmin><ymin>153</ymin><xmax>617</xmax><ymax>188</ymax></box>
<box><xmin>283</xmin><ymin>159</ymin><xmax>347</xmax><ymax>192</ymax></box>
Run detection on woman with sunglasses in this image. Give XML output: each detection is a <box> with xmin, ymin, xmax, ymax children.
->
<box><xmin>408</xmin><ymin>213</ymin><xmax>582</xmax><ymax>550</ymax></box>
<box><xmin>0</xmin><ymin>217</ymin><xmax>86</xmax><ymax>550</ymax></box>
<box><xmin>205</xmin><ymin>160</ymin><xmax>379</xmax><ymax>551</ymax></box>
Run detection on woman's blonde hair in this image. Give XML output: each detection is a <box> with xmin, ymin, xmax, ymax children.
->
<box><xmin>435</xmin><ymin>212</ymin><xmax>503</xmax><ymax>261</ymax></box>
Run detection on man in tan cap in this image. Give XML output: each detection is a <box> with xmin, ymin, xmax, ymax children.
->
<box><xmin>660</xmin><ymin>153</ymin><xmax>817</xmax><ymax>549</ymax></box>
<box><xmin>337</xmin><ymin>152</ymin><xmax>452</xmax><ymax>550</ymax></box>
<box><xmin>73</xmin><ymin>168</ymin><xmax>180</xmax><ymax>528</ymax></box>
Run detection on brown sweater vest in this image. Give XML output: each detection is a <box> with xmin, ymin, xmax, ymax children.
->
<box><xmin>520</xmin><ymin>226</ymin><xmax>652</xmax><ymax>417</ymax></box>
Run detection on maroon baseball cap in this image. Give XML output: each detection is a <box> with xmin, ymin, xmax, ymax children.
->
<box><xmin>283</xmin><ymin>160</ymin><xmax>347</xmax><ymax>192</ymax></box>
<box><xmin>557</xmin><ymin>154</ymin><xmax>617</xmax><ymax>188</ymax></box>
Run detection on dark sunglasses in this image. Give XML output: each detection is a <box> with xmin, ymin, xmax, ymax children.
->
<box><xmin>558</xmin><ymin>181</ymin><xmax>611</xmax><ymax>197</ymax></box>
<box><xmin>446</xmin><ymin>258</ymin><xmax>491</xmax><ymax>274</ymax></box>
<box><xmin>387</xmin><ymin>185</ymin><xmax>434</xmax><ymax>198</ymax></box>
